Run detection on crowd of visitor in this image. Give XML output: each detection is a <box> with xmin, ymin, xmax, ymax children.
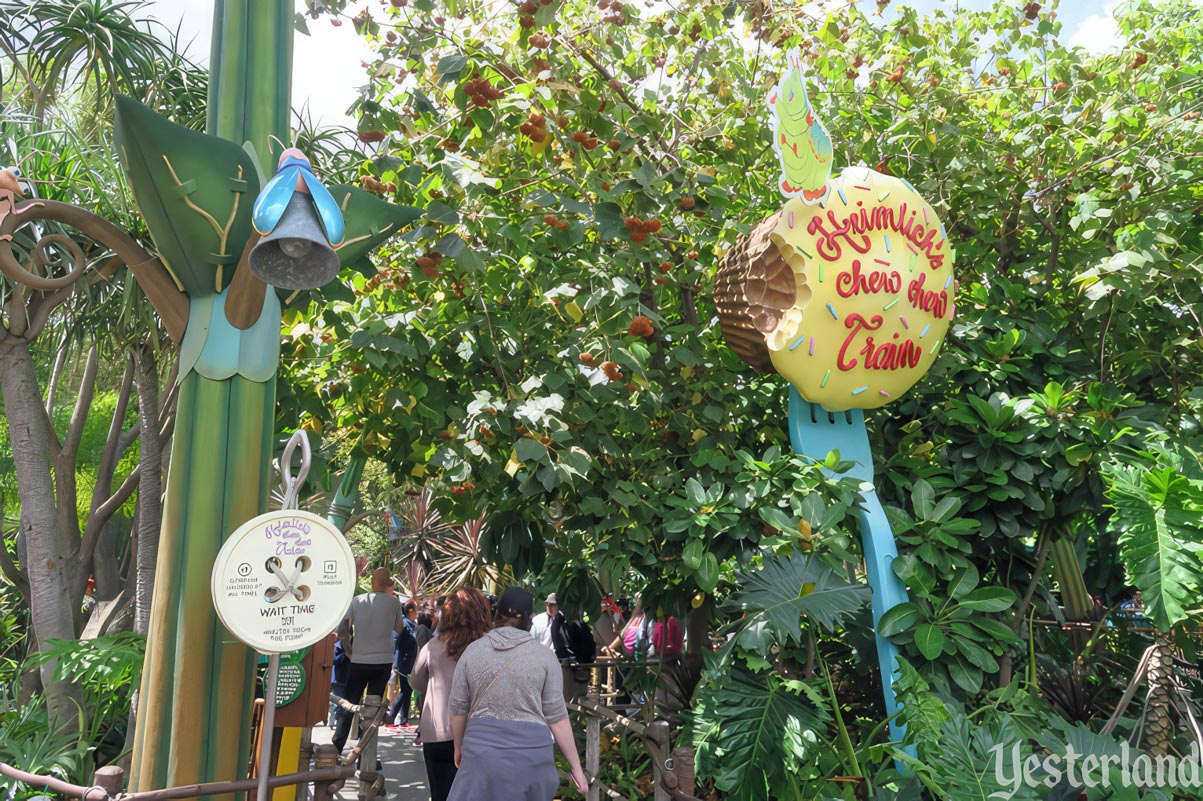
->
<box><xmin>328</xmin><ymin>576</ymin><xmax>683</xmax><ymax>800</ymax></box>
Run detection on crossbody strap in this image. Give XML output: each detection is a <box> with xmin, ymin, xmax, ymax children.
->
<box><xmin>469</xmin><ymin>639</ymin><xmax>531</xmax><ymax>717</ymax></box>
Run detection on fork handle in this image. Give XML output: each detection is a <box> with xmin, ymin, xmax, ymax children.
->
<box><xmin>857</xmin><ymin>489</ymin><xmax>912</xmax><ymax>748</ymax></box>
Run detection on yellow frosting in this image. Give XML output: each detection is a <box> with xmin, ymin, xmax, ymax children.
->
<box><xmin>767</xmin><ymin>167</ymin><xmax>955</xmax><ymax>411</ymax></box>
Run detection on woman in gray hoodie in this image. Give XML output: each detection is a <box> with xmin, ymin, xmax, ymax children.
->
<box><xmin>446</xmin><ymin>587</ymin><xmax>589</xmax><ymax>800</ymax></box>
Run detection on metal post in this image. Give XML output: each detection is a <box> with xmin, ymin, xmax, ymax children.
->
<box><xmin>258</xmin><ymin>653</ymin><xmax>281</xmax><ymax>801</ymax></box>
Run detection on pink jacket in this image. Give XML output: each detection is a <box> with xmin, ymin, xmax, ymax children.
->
<box><xmin>410</xmin><ymin>636</ymin><xmax>456</xmax><ymax>742</ymax></box>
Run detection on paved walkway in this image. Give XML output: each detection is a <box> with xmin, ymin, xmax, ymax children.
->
<box><xmin>310</xmin><ymin>720</ymin><xmax>429</xmax><ymax>801</ymax></box>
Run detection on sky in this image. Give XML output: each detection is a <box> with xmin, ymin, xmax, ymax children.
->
<box><xmin>140</xmin><ymin>0</ymin><xmax>1127</xmax><ymax>129</ymax></box>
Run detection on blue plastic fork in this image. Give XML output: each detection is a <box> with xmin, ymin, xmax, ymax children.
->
<box><xmin>787</xmin><ymin>386</ymin><xmax>913</xmax><ymax>755</ymax></box>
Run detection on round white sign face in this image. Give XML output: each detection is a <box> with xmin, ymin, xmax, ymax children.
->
<box><xmin>211</xmin><ymin>510</ymin><xmax>355</xmax><ymax>654</ymax></box>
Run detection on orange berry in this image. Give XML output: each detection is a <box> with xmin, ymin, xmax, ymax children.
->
<box><xmin>627</xmin><ymin>316</ymin><xmax>654</xmax><ymax>337</ymax></box>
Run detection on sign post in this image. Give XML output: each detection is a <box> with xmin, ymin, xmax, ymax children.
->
<box><xmin>211</xmin><ymin>432</ymin><xmax>355</xmax><ymax>801</ymax></box>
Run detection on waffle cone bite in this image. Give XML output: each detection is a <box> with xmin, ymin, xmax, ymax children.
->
<box><xmin>715</xmin><ymin>167</ymin><xmax>955</xmax><ymax>411</ymax></box>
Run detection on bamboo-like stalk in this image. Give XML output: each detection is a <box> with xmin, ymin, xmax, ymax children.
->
<box><xmin>130</xmin><ymin>2</ymin><xmax>293</xmax><ymax>794</ymax></box>
<box><xmin>131</xmin><ymin>373</ymin><xmax>277</xmax><ymax>795</ymax></box>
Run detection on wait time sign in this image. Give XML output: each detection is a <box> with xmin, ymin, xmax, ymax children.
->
<box><xmin>211</xmin><ymin>510</ymin><xmax>355</xmax><ymax>654</ymax></box>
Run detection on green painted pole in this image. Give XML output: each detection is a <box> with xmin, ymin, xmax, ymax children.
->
<box><xmin>130</xmin><ymin>1</ymin><xmax>293</xmax><ymax>795</ymax></box>
<box><xmin>327</xmin><ymin>453</ymin><xmax>367</xmax><ymax>531</ymax></box>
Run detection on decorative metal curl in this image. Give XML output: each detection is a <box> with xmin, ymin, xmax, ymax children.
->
<box><xmin>0</xmin><ymin>198</ymin><xmax>188</xmax><ymax>342</ymax></box>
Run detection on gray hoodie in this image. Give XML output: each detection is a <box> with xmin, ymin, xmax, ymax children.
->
<box><xmin>448</xmin><ymin>627</ymin><xmax>567</xmax><ymax>727</ymax></box>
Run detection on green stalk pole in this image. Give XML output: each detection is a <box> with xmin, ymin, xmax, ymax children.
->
<box><xmin>130</xmin><ymin>2</ymin><xmax>293</xmax><ymax>795</ymax></box>
<box><xmin>327</xmin><ymin>453</ymin><xmax>367</xmax><ymax>531</ymax></box>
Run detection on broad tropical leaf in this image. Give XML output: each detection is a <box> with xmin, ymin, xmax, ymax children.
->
<box><xmin>692</xmin><ymin>661</ymin><xmax>831</xmax><ymax>801</ymax></box>
<box><xmin>723</xmin><ymin>549</ymin><xmax>869</xmax><ymax>651</ymax></box>
<box><xmin>1106</xmin><ymin>462</ymin><xmax>1203</xmax><ymax>631</ymax></box>
<box><xmin>114</xmin><ymin>94</ymin><xmax>259</xmax><ymax>296</ymax></box>
<box><xmin>328</xmin><ymin>184</ymin><xmax>423</xmax><ymax>270</ymax></box>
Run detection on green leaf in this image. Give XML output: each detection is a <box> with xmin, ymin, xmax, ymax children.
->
<box><xmin>956</xmin><ymin>587</ymin><xmax>1016</xmax><ymax>613</ymax></box>
<box><xmin>1108</xmin><ymin>461</ymin><xmax>1203</xmax><ymax>631</ymax></box>
<box><xmin>514</xmin><ymin>437</ymin><xmax>548</xmax><ymax>462</ymax></box>
<box><xmin>913</xmin><ymin>623</ymin><xmax>946</xmax><ymax>659</ymax></box>
<box><xmin>693</xmin><ymin>663</ymin><xmax>830</xmax><ymax>801</ymax></box>
<box><xmin>425</xmin><ymin>199</ymin><xmax>460</xmax><ymax>225</ymax></box>
<box><xmin>912</xmin><ymin>479</ymin><xmax>935</xmax><ymax>519</ymax></box>
<box><xmin>946</xmin><ymin>564</ymin><xmax>980</xmax><ymax>599</ymax></box>
<box><xmin>327</xmin><ymin>185</ymin><xmax>423</xmax><ymax>269</ymax></box>
<box><xmin>879</xmin><ymin>602</ymin><xmax>923</xmax><ymax>637</ymax></box>
<box><xmin>682</xmin><ymin>538</ymin><xmax>704</xmax><ymax>570</ymax></box>
<box><xmin>115</xmin><ymin>95</ymin><xmax>260</xmax><ymax>295</ymax></box>
<box><xmin>724</xmin><ymin>550</ymin><xmax>869</xmax><ymax>648</ymax></box>
<box><xmin>435</xmin><ymin>54</ymin><xmax>468</xmax><ymax>84</ymax></box>
<box><xmin>695</xmin><ymin>551</ymin><xmax>719</xmax><ymax>592</ymax></box>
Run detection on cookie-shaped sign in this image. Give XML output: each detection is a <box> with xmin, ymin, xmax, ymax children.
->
<box><xmin>755</xmin><ymin>167</ymin><xmax>954</xmax><ymax>410</ymax></box>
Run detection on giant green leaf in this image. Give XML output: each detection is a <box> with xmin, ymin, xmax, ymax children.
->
<box><xmin>724</xmin><ymin>550</ymin><xmax>869</xmax><ymax>650</ymax></box>
<box><xmin>328</xmin><ymin>185</ymin><xmax>424</xmax><ymax>268</ymax></box>
<box><xmin>114</xmin><ymin>95</ymin><xmax>259</xmax><ymax>296</ymax></box>
<box><xmin>1108</xmin><ymin>462</ymin><xmax>1203</xmax><ymax>631</ymax></box>
<box><xmin>692</xmin><ymin>663</ymin><xmax>829</xmax><ymax>801</ymax></box>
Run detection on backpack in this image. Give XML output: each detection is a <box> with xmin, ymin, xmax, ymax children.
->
<box><xmin>564</xmin><ymin>620</ymin><xmax>597</xmax><ymax>663</ymax></box>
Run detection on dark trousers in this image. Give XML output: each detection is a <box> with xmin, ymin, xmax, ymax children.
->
<box><xmin>332</xmin><ymin>662</ymin><xmax>392</xmax><ymax>753</ymax></box>
<box><xmin>422</xmin><ymin>740</ymin><xmax>456</xmax><ymax>801</ymax></box>
<box><xmin>388</xmin><ymin>673</ymin><xmax>413</xmax><ymax>723</ymax></box>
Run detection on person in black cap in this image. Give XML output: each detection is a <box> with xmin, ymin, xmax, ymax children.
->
<box><xmin>445</xmin><ymin>587</ymin><xmax>589</xmax><ymax>800</ymax></box>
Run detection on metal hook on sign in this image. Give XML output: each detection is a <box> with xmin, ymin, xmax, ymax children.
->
<box><xmin>279</xmin><ymin>430</ymin><xmax>311</xmax><ymax>511</ymax></box>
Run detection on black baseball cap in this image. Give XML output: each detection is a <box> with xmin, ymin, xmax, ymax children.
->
<box><xmin>497</xmin><ymin>587</ymin><xmax>533</xmax><ymax>620</ymax></box>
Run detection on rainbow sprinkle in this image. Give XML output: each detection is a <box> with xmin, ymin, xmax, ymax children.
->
<box><xmin>851</xmin><ymin>386</ymin><xmax>868</xmax><ymax>395</ymax></box>
<box><xmin>788</xmin><ymin>211</ymin><xmax>795</xmax><ymax>229</ymax></box>
<box><xmin>874</xmin><ymin>258</ymin><xmax>891</xmax><ymax>266</ymax></box>
<box><xmin>879</xmin><ymin>390</ymin><xmax>890</xmax><ymax>397</ymax></box>
<box><xmin>907</xmin><ymin>243</ymin><xmax>919</xmax><ymax>255</ymax></box>
<box><xmin>818</xmin><ymin>263</ymin><xmax>824</xmax><ymax>283</ymax></box>
<box><xmin>900</xmin><ymin>316</ymin><xmax>909</xmax><ymax>329</ymax></box>
<box><xmin>809</xmin><ymin>338</ymin><xmax>815</xmax><ymax>356</ymax></box>
<box><xmin>790</xmin><ymin>336</ymin><xmax>806</xmax><ymax>351</ymax></box>
<box><xmin>922</xmin><ymin>207</ymin><xmax>929</xmax><ymax>224</ymax></box>
<box><xmin>879</xmin><ymin>190</ymin><xmax>891</xmax><ymax>201</ymax></box>
<box><xmin>826</xmin><ymin>302</ymin><xmax>838</xmax><ymax>319</ymax></box>
<box><xmin>798</xmin><ymin>246</ymin><xmax>814</xmax><ymax>260</ymax></box>
<box><xmin>837</xmin><ymin>187</ymin><xmax>848</xmax><ymax>206</ymax></box>
<box><xmin>920</xmin><ymin>323</ymin><xmax>931</xmax><ymax>338</ymax></box>
<box><xmin>820</xmin><ymin>369</ymin><xmax>831</xmax><ymax>388</ymax></box>
<box><xmin>884</xmin><ymin>235</ymin><xmax>892</xmax><ymax>252</ymax></box>
<box><xmin>931</xmin><ymin>339</ymin><xmax>943</xmax><ymax>355</ymax></box>
<box><xmin>855</xmin><ymin>184</ymin><xmax>871</xmax><ymax>191</ymax></box>
<box><xmin>883</xmin><ymin>298</ymin><xmax>899</xmax><ymax>310</ymax></box>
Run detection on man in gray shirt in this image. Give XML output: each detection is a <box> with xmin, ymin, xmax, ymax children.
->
<box><xmin>332</xmin><ymin>567</ymin><xmax>406</xmax><ymax>754</ymax></box>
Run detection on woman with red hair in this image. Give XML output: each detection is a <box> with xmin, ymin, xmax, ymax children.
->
<box><xmin>410</xmin><ymin>587</ymin><xmax>492</xmax><ymax>801</ymax></box>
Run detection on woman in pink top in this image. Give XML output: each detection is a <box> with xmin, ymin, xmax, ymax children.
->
<box><xmin>410</xmin><ymin>587</ymin><xmax>492</xmax><ymax>801</ymax></box>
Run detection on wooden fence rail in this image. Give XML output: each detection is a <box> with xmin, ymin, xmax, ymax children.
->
<box><xmin>0</xmin><ymin>692</ymin><xmax>390</xmax><ymax>801</ymax></box>
<box><xmin>565</xmin><ymin>658</ymin><xmax>703</xmax><ymax>801</ymax></box>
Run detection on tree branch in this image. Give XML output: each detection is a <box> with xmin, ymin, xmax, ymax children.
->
<box><xmin>0</xmin><ymin>529</ymin><xmax>29</xmax><ymax>601</ymax></box>
<box><xmin>93</xmin><ymin>356</ymin><xmax>136</xmax><ymax>514</ymax></box>
<box><xmin>44</xmin><ymin>330</ymin><xmax>69</xmax><ymax>417</ymax></box>
<box><xmin>81</xmin><ymin>466</ymin><xmax>141</xmax><ymax>561</ymax></box>
<box><xmin>62</xmin><ymin>345</ymin><xmax>98</xmax><ymax>464</ymax></box>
